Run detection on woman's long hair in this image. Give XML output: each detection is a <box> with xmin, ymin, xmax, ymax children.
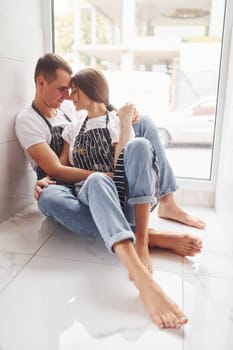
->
<box><xmin>71</xmin><ymin>68</ymin><xmax>116</xmax><ymax>111</ymax></box>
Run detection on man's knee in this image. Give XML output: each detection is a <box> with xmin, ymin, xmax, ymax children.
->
<box><xmin>38</xmin><ymin>185</ymin><xmax>65</xmax><ymax>214</ymax></box>
<box><xmin>38</xmin><ymin>186</ymin><xmax>53</xmax><ymax>215</ymax></box>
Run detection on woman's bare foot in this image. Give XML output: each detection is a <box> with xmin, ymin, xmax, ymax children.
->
<box><xmin>129</xmin><ymin>242</ymin><xmax>152</xmax><ymax>280</ymax></box>
<box><xmin>158</xmin><ymin>194</ymin><xmax>205</xmax><ymax>229</ymax></box>
<box><xmin>114</xmin><ymin>239</ymin><xmax>188</xmax><ymax>329</ymax></box>
<box><xmin>136</xmin><ymin>273</ymin><xmax>188</xmax><ymax>329</ymax></box>
<box><xmin>148</xmin><ymin>228</ymin><xmax>202</xmax><ymax>256</ymax></box>
<box><xmin>135</xmin><ymin>243</ymin><xmax>153</xmax><ymax>273</ymax></box>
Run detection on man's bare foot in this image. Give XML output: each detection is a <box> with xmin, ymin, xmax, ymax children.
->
<box><xmin>158</xmin><ymin>194</ymin><xmax>205</xmax><ymax>229</ymax></box>
<box><xmin>136</xmin><ymin>274</ymin><xmax>188</xmax><ymax>329</ymax></box>
<box><xmin>148</xmin><ymin>228</ymin><xmax>202</xmax><ymax>257</ymax></box>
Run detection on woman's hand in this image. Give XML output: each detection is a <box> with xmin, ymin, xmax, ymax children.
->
<box><xmin>116</xmin><ymin>103</ymin><xmax>140</xmax><ymax>124</ymax></box>
<box><xmin>34</xmin><ymin>177</ymin><xmax>56</xmax><ymax>200</ymax></box>
<box><xmin>118</xmin><ymin>103</ymin><xmax>137</xmax><ymax>125</ymax></box>
<box><xmin>132</xmin><ymin>107</ymin><xmax>140</xmax><ymax>124</ymax></box>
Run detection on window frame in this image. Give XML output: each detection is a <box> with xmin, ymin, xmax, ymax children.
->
<box><xmin>42</xmin><ymin>0</ymin><xmax>233</xmax><ymax>206</ymax></box>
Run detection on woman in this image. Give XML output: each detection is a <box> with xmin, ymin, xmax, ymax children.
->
<box><xmin>61</xmin><ymin>68</ymin><xmax>158</xmax><ymax>273</ymax></box>
<box><xmin>58</xmin><ymin>67</ymin><xmax>188</xmax><ymax>329</ymax></box>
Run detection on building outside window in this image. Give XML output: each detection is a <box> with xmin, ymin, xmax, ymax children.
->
<box><xmin>53</xmin><ymin>0</ymin><xmax>226</xmax><ymax>181</ymax></box>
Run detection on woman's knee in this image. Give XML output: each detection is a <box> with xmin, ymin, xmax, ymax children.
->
<box><xmin>85</xmin><ymin>172</ymin><xmax>112</xmax><ymax>190</ymax></box>
<box><xmin>133</xmin><ymin>114</ymin><xmax>156</xmax><ymax>135</ymax></box>
<box><xmin>125</xmin><ymin>137</ymin><xmax>152</xmax><ymax>159</ymax></box>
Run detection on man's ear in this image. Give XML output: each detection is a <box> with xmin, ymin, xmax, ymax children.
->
<box><xmin>37</xmin><ymin>75</ymin><xmax>46</xmax><ymax>89</ymax></box>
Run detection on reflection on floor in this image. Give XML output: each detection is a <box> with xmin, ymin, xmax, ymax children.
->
<box><xmin>0</xmin><ymin>203</ymin><xmax>232</xmax><ymax>350</ymax></box>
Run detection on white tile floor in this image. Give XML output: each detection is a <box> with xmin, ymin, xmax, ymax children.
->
<box><xmin>0</xmin><ymin>203</ymin><xmax>233</xmax><ymax>350</ymax></box>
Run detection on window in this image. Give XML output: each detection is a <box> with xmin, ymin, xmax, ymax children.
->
<box><xmin>53</xmin><ymin>0</ymin><xmax>226</xmax><ymax>181</ymax></box>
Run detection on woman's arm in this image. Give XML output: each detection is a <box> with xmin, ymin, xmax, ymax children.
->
<box><xmin>114</xmin><ymin>103</ymin><xmax>136</xmax><ymax>166</ymax></box>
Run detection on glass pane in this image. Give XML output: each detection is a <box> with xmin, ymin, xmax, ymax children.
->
<box><xmin>53</xmin><ymin>0</ymin><xmax>226</xmax><ymax>180</ymax></box>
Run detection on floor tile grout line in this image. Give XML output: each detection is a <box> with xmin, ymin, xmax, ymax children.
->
<box><xmin>0</xmin><ymin>226</ymin><xmax>60</xmax><ymax>296</ymax></box>
<box><xmin>183</xmin><ymin>271</ymin><xmax>233</xmax><ymax>280</ymax></box>
<box><xmin>34</xmin><ymin>253</ymin><xmax>125</xmax><ymax>269</ymax></box>
<box><xmin>0</xmin><ymin>256</ymin><xmax>34</xmax><ymax>295</ymax></box>
<box><xmin>182</xmin><ymin>256</ymin><xmax>185</xmax><ymax>350</ymax></box>
<box><xmin>36</xmin><ymin>253</ymin><xmax>183</xmax><ymax>276</ymax></box>
<box><xmin>0</xmin><ymin>250</ymin><xmax>33</xmax><ymax>256</ymax></box>
<box><xmin>181</xmin><ymin>203</ymin><xmax>186</xmax><ymax>350</ymax></box>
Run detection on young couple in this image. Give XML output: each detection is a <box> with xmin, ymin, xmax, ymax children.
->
<box><xmin>16</xmin><ymin>53</ymin><xmax>204</xmax><ymax>329</ymax></box>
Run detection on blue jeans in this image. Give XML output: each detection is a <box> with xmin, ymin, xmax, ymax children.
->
<box><xmin>123</xmin><ymin>137</ymin><xmax>159</xmax><ymax>228</ymax></box>
<box><xmin>38</xmin><ymin>116</ymin><xmax>177</xmax><ymax>252</ymax></box>
<box><xmin>133</xmin><ymin>115</ymin><xmax>178</xmax><ymax>197</ymax></box>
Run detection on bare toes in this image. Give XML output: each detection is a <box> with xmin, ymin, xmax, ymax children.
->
<box><xmin>177</xmin><ymin>316</ymin><xmax>188</xmax><ymax>328</ymax></box>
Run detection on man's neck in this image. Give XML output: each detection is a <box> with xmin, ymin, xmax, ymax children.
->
<box><xmin>33</xmin><ymin>98</ymin><xmax>57</xmax><ymax>118</ymax></box>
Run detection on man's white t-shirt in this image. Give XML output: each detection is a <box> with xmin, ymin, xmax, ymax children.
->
<box><xmin>15</xmin><ymin>101</ymin><xmax>77</xmax><ymax>170</ymax></box>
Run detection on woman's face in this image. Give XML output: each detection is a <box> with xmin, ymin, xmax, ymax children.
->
<box><xmin>70</xmin><ymin>84</ymin><xmax>90</xmax><ymax>111</ymax></box>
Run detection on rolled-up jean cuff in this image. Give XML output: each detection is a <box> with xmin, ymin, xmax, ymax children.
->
<box><xmin>159</xmin><ymin>186</ymin><xmax>179</xmax><ymax>199</ymax></box>
<box><xmin>128</xmin><ymin>195</ymin><xmax>155</xmax><ymax>206</ymax></box>
<box><xmin>106</xmin><ymin>232</ymin><xmax>136</xmax><ymax>254</ymax></box>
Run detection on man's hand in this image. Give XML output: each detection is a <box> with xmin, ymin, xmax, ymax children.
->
<box><xmin>105</xmin><ymin>172</ymin><xmax>114</xmax><ymax>179</ymax></box>
<box><xmin>34</xmin><ymin>177</ymin><xmax>56</xmax><ymax>200</ymax></box>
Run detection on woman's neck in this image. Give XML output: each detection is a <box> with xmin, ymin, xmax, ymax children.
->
<box><xmin>87</xmin><ymin>103</ymin><xmax>107</xmax><ymax>119</ymax></box>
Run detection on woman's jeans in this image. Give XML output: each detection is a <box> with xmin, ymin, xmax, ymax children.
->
<box><xmin>38</xmin><ymin>116</ymin><xmax>178</xmax><ymax>252</ymax></box>
<box><xmin>133</xmin><ymin>115</ymin><xmax>178</xmax><ymax>197</ymax></box>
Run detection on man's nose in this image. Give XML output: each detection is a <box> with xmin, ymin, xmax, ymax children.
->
<box><xmin>63</xmin><ymin>90</ymin><xmax>70</xmax><ymax>99</ymax></box>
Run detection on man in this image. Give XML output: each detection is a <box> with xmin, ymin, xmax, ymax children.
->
<box><xmin>15</xmin><ymin>52</ymin><xmax>207</xmax><ymax>328</ymax></box>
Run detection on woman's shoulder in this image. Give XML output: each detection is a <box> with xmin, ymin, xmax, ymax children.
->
<box><xmin>108</xmin><ymin>110</ymin><xmax>118</xmax><ymax>119</ymax></box>
<box><xmin>87</xmin><ymin>114</ymin><xmax>107</xmax><ymax>129</ymax></box>
<box><xmin>64</xmin><ymin>116</ymin><xmax>86</xmax><ymax>135</ymax></box>
<box><xmin>108</xmin><ymin>111</ymin><xmax>120</xmax><ymax>127</ymax></box>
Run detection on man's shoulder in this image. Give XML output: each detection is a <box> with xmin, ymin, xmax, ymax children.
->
<box><xmin>16</xmin><ymin>105</ymin><xmax>35</xmax><ymax>122</ymax></box>
<box><xmin>15</xmin><ymin>104</ymin><xmax>44</xmax><ymax>139</ymax></box>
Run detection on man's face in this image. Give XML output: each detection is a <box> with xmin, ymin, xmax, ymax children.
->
<box><xmin>40</xmin><ymin>68</ymin><xmax>71</xmax><ymax>108</ymax></box>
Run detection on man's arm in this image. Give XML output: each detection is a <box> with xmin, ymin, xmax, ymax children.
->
<box><xmin>28</xmin><ymin>142</ymin><xmax>94</xmax><ymax>184</ymax></box>
<box><xmin>28</xmin><ymin>142</ymin><xmax>114</xmax><ymax>184</ymax></box>
<box><xmin>59</xmin><ymin>141</ymin><xmax>70</xmax><ymax>166</ymax></box>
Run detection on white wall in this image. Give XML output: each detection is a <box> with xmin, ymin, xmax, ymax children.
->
<box><xmin>215</xmin><ymin>105</ymin><xmax>233</xmax><ymax>251</ymax></box>
<box><xmin>0</xmin><ymin>0</ymin><xmax>46</xmax><ymax>222</ymax></box>
<box><xmin>214</xmin><ymin>0</ymin><xmax>233</xmax><ymax>251</ymax></box>
<box><xmin>215</xmin><ymin>27</ymin><xmax>233</xmax><ymax>252</ymax></box>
